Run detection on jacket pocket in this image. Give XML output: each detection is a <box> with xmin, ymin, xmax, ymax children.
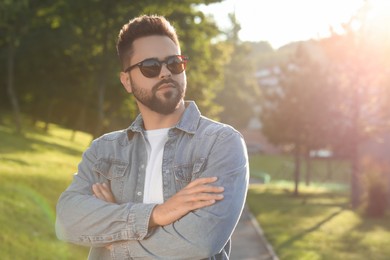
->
<box><xmin>94</xmin><ymin>158</ymin><xmax>128</xmax><ymax>180</ymax></box>
<box><xmin>93</xmin><ymin>159</ymin><xmax>129</xmax><ymax>202</ymax></box>
<box><xmin>173</xmin><ymin>158</ymin><xmax>206</xmax><ymax>189</ymax></box>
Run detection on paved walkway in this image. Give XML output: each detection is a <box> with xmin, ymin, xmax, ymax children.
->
<box><xmin>230</xmin><ymin>180</ymin><xmax>279</xmax><ymax>260</ymax></box>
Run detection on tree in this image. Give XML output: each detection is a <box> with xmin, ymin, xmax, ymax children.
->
<box><xmin>320</xmin><ymin>10</ymin><xmax>390</xmax><ymax>208</ymax></box>
<box><xmin>215</xmin><ymin>13</ymin><xmax>260</xmax><ymax>129</ymax></box>
<box><xmin>260</xmin><ymin>42</ymin><xmax>333</xmax><ymax>195</ymax></box>
<box><xmin>0</xmin><ymin>0</ymin><xmax>227</xmax><ymax>138</ymax></box>
<box><xmin>0</xmin><ymin>0</ymin><xmax>32</xmax><ymax>133</ymax></box>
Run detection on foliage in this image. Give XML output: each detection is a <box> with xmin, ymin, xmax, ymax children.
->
<box><xmin>260</xmin><ymin>42</ymin><xmax>333</xmax><ymax>195</ymax></box>
<box><xmin>215</xmin><ymin>13</ymin><xmax>261</xmax><ymax>129</ymax></box>
<box><xmin>260</xmin><ymin>42</ymin><xmax>333</xmax><ymax>150</ymax></box>
<box><xmin>248</xmin><ymin>41</ymin><xmax>290</xmax><ymax>69</ymax></box>
<box><xmin>247</xmin><ymin>184</ymin><xmax>390</xmax><ymax>260</ymax></box>
<box><xmin>318</xmin><ymin>2</ymin><xmax>390</xmax><ymax>208</ymax></box>
<box><xmin>258</xmin><ymin>2</ymin><xmax>390</xmax><ymax>204</ymax></box>
<box><xmin>0</xmin><ymin>0</ymin><xmax>226</xmax><ymax>136</ymax></box>
<box><xmin>360</xmin><ymin>157</ymin><xmax>390</xmax><ymax>218</ymax></box>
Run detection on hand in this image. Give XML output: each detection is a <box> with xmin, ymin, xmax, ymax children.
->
<box><xmin>149</xmin><ymin>177</ymin><xmax>224</xmax><ymax>227</ymax></box>
<box><xmin>92</xmin><ymin>183</ymin><xmax>116</xmax><ymax>203</ymax></box>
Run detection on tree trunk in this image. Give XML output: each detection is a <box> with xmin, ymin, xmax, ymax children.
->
<box><xmin>93</xmin><ymin>8</ymin><xmax>111</xmax><ymax>139</ymax></box>
<box><xmin>6</xmin><ymin>40</ymin><xmax>22</xmax><ymax>133</ymax></box>
<box><xmin>350</xmin><ymin>77</ymin><xmax>362</xmax><ymax>209</ymax></box>
<box><xmin>71</xmin><ymin>107</ymin><xmax>85</xmax><ymax>141</ymax></box>
<box><xmin>44</xmin><ymin>100</ymin><xmax>54</xmax><ymax>132</ymax></box>
<box><xmin>293</xmin><ymin>144</ymin><xmax>301</xmax><ymax>196</ymax></box>
<box><xmin>305</xmin><ymin>153</ymin><xmax>312</xmax><ymax>186</ymax></box>
<box><xmin>326</xmin><ymin>158</ymin><xmax>333</xmax><ymax>181</ymax></box>
<box><xmin>350</xmin><ymin>145</ymin><xmax>361</xmax><ymax>209</ymax></box>
<box><xmin>94</xmin><ymin>77</ymin><xmax>106</xmax><ymax>138</ymax></box>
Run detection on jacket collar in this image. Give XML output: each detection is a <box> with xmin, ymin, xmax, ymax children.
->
<box><xmin>126</xmin><ymin>101</ymin><xmax>201</xmax><ymax>140</ymax></box>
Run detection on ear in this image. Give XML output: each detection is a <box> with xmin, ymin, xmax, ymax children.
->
<box><xmin>120</xmin><ymin>72</ymin><xmax>132</xmax><ymax>93</ymax></box>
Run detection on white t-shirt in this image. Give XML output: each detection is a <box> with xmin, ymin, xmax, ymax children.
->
<box><xmin>143</xmin><ymin>128</ymin><xmax>169</xmax><ymax>204</ymax></box>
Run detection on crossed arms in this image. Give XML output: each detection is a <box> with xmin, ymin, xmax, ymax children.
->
<box><xmin>93</xmin><ymin>177</ymin><xmax>224</xmax><ymax>228</ymax></box>
<box><xmin>56</xmin><ymin>131</ymin><xmax>248</xmax><ymax>259</ymax></box>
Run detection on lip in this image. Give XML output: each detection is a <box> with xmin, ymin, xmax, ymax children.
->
<box><xmin>157</xmin><ymin>83</ymin><xmax>175</xmax><ymax>90</ymax></box>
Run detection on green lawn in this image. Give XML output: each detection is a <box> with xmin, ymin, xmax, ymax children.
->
<box><xmin>249</xmin><ymin>154</ymin><xmax>351</xmax><ymax>187</ymax></box>
<box><xmin>248</xmin><ymin>155</ymin><xmax>390</xmax><ymax>260</ymax></box>
<box><xmin>0</xmin><ymin>122</ymin><xmax>90</xmax><ymax>259</ymax></box>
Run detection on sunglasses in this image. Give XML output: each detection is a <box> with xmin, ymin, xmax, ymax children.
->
<box><xmin>124</xmin><ymin>55</ymin><xmax>189</xmax><ymax>78</ymax></box>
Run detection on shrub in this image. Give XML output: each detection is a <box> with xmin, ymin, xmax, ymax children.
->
<box><xmin>360</xmin><ymin>157</ymin><xmax>389</xmax><ymax>218</ymax></box>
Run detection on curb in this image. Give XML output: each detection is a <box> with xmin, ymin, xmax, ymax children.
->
<box><xmin>246</xmin><ymin>207</ymin><xmax>279</xmax><ymax>260</ymax></box>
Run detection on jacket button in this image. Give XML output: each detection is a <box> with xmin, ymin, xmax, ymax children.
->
<box><xmin>137</xmin><ymin>191</ymin><xmax>142</xmax><ymax>196</ymax></box>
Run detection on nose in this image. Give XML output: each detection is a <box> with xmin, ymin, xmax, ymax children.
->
<box><xmin>159</xmin><ymin>63</ymin><xmax>172</xmax><ymax>78</ymax></box>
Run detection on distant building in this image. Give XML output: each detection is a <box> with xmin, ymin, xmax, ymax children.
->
<box><xmin>239</xmin><ymin>65</ymin><xmax>282</xmax><ymax>155</ymax></box>
<box><xmin>240</xmin><ymin>128</ymin><xmax>280</xmax><ymax>155</ymax></box>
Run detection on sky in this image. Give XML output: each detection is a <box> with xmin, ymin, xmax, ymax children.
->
<box><xmin>199</xmin><ymin>0</ymin><xmax>368</xmax><ymax>49</ymax></box>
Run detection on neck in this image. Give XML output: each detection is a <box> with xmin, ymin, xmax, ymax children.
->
<box><xmin>139</xmin><ymin>100</ymin><xmax>186</xmax><ymax>130</ymax></box>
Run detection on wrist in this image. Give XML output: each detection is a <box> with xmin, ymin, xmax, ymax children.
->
<box><xmin>149</xmin><ymin>204</ymin><xmax>161</xmax><ymax>228</ymax></box>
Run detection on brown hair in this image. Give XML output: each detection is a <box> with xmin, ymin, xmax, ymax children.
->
<box><xmin>116</xmin><ymin>15</ymin><xmax>179</xmax><ymax>70</ymax></box>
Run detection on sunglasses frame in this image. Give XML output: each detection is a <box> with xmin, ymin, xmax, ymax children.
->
<box><xmin>124</xmin><ymin>55</ymin><xmax>189</xmax><ymax>78</ymax></box>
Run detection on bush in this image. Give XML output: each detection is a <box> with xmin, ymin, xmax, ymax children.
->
<box><xmin>361</xmin><ymin>157</ymin><xmax>389</xmax><ymax>218</ymax></box>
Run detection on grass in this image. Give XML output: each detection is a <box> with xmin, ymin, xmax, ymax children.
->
<box><xmin>0</xmin><ymin>121</ymin><xmax>90</xmax><ymax>259</ymax></box>
<box><xmin>248</xmin><ymin>155</ymin><xmax>390</xmax><ymax>260</ymax></box>
<box><xmin>249</xmin><ymin>154</ymin><xmax>351</xmax><ymax>186</ymax></box>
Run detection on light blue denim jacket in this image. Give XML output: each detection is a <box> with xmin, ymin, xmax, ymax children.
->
<box><xmin>56</xmin><ymin>101</ymin><xmax>249</xmax><ymax>260</ymax></box>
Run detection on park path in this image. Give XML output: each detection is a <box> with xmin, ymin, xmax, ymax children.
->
<box><xmin>230</xmin><ymin>179</ymin><xmax>279</xmax><ymax>260</ymax></box>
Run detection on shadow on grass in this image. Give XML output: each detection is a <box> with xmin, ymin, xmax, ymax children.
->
<box><xmin>248</xmin><ymin>185</ymin><xmax>390</xmax><ymax>259</ymax></box>
<box><xmin>276</xmin><ymin>207</ymin><xmax>345</xmax><ymax>250</ymax></box>
<box><xmin>248</xmin><ymin>188</ymin><xmax>350</xmax><ymax>250</ymax></box>
<box><xmin>333</xmin><ymin>214</ymin><xmax>390</xmax><ymax>259</ymax></box>
<box><xmin>354</xmin><ymin>213</ymin><xmax>390</xmax><ymax>232</ymax></box>
<box><xmin>0</xmin><ymin>157</ymin><xmax>30</xmax><ymax>166</ymax></box>
<box><xmin>0</xmin><ymin>126</ymin><xmax>83</xmax><ymax>156</ymax></box>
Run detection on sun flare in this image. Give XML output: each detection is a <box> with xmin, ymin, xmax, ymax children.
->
<box><xmin>200</xmin><ymin>0</ymin><xmax>390</xmax><ymax>49</ymax></box>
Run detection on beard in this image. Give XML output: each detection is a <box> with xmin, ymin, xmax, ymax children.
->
<box><xmin>130</xmin><ymin>77</ymin><xmax>185</xmax><ymax>115</ymax></box>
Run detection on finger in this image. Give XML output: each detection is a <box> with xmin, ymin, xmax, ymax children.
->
<box><xmin>185</xmin><ymin>177</ymin><xmax>218</xmax><ymax>188</ymax></box>
<box><xmin>182</xmin><ymin>184</ymin><xmax>224</xmax><ymax>195</ymax></box>
<box><xmin>151</xmin><ymin>198</ymin><xmax>218</xmax><ymax>227</ymax></box>
<box><xmin>100</xmin><ymin>183</ymin><xmax>116</xmax><ymax>203</ymax></box>
<box><xmin>93</xmin><ymin>183</ymin><xmax>114</xmax><ymax>202</ymax></box>
<box><xmin>171</xmin><ymin>192</ymin><xmax>223</xmax><ymax>213</ymax></box>
<box><xmin>92</xmin><ymin>184</ymin><xmax>105</xmax><ymax>200</ymax></box>
<box><xmin>185</xmin><ymin>192</ymin><xmax>224</xmax><ymax>202</ymax></box>
<box><xmin>186</xmin><ymin>199</ymin><xmax>218</xmax><ymax>211</ymax></box>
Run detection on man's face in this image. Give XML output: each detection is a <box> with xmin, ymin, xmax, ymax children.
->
<box><xmin>120</xmin><ymin>35</ymin><xmax>187</xmax><ymax>115</ymax></box>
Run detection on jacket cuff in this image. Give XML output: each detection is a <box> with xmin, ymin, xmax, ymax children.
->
<box><xmin>110</xmin><ymin>241</ymin><xmax>130</xmax><ymax>259</ymax></box>
<box><xmin>127</xmin><ymin>203</ymin><xmax>156</xmax><ymax>240</ymax></box>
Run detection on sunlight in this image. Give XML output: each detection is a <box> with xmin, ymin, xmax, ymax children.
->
<box><xmin>200</xmin><ymin>0</ymin><xmax>367</xmax><ymax>48</ymax></box>
<box><xmin>363</xmin><ymin>0</ymin><xmax>390</xmax><ymax>45</ymax></box>
<box><xmin>237</xmin><ymin>0</ymin><xmax>366</xmax><ymax>43</ymax></box>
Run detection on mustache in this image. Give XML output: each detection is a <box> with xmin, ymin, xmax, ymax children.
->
<box><xmin>152</xmin><ymin>79</ymin><xmax>178</xmax><ymax>92</ymax></box>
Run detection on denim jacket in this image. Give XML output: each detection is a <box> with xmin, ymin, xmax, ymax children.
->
<box><xmin>55</xmin><ymin>101</ymin><xmax>249</xmax><ymax>260</ymax></box>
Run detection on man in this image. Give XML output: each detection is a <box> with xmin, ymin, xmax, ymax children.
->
<box><xmin>56</xmin><ymin>15</ymin><xmax>249</xmax><ymax>260</ymax></box>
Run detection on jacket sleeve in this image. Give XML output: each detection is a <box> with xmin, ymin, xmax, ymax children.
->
<box><xmin>55</xmin><ymin>139</ymin><xmax>156</xmax><ymax>247</ymax></box>
<box><xmin>110</xmin><ymin>130</ymin><xmax>249</xmax><ymax>259</ymax></box>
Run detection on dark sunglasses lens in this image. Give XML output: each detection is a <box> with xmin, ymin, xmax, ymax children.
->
<box><xmin>167</xmin><ymin>56</ymin><xmax>186</xmax><ymax>74</ymax></box>
<box><xmin>140</xmin><ymin>59</ymin><xmax>161</xmax><ymax>78</ymax></box>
